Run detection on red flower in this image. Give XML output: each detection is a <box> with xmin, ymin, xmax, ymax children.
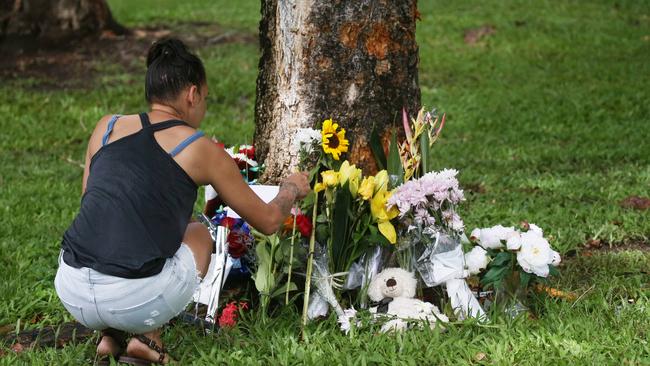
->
<box><xmin>218</xmin><ymin>302</ymin><xmax>238</xmax><ymax>327</ymax></box>
<box><xmin>227</xmin><ymin>231</ymin><xmax>250</xmax><ymax>258</ymax></box>
<box><xmin>295</xmin><ymin>214</ymin><xmax>312</xmax><ymax>238</ymax></box>
<box><xmin>220</xmin><ymin>217</ymin><xmax>238</xmax><ymax>229</ymax></box>
<box><xmin>283</xmin><ymin>214</ymin><xmax>312</xmax><ymax>238</ymax></box>
<box><xmin>218</xmin><ymin>301</ymin><xmax>248</xmax><ymax>328</ymax></box>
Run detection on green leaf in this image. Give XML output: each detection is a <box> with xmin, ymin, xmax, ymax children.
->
<box><xmin>480</xmin><ymin>265</ymin><xmax>509</xmax><ymax>286</ymax></box>
<box><xmin>491</xmin><ymin>251</ymin><xmax>513</xmax><ymax>267</ymax></box>
<box><xmin>255</xmin><ymin>242</ymin><xmax>271</xmax><ymax>263</ymax></box>
<box><xmin>270</xmin><ymin>282</ymin><xmax>297</xmax><ymax>298</ymax></box>
<box><xmin>308</xmin><ymin>165</ymin><xmax>320</xmax><ymax>183</ymax></box>
<box><xmin>331</xmin><ymin>187</ymin><xmax>352</xmax><ymax>272</ymax></box>
<box><xmin>420</xmin><ymin>128</ymin><xmax>430</xmax><ymax>174</ymax></box>
<box><xmin>548</xmin><ymin>265</ymin><xmax>560</xmax><ymax>277</ymax></box>
<box><xmin>315</xmin><ymin>224</ymin><xmax>329</xmax><ymax>245</ymax></box>
<box><xmin>364</xmin><ymin>225</ymin><xmax>390</xmax><ymax>246</ymax></box>
<box><xmin>520</xmin><ymin>271</ymin><xmax>532</xmax><ymax>289</ymax></box>
<box><xmin>370</xmin><ymin>126</ymin><xmax>387</xmax><ymax>170</ymax></box>
<box><xmin>254</xmin><ymin>263</ymin><xmax>273</xmax><ymax>294</ymax></box>
<box><xmin>301</xmin><ymin>191</ymin><xmax>315</xmax><ymax>209</ymax></box>
<box><xmin>387</xmin><ymin>130</ymin><xmax>403</xmax><ymax>187</ymax></box>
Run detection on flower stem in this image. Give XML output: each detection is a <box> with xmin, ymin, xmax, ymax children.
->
<box><xmin>286</xmin><ymin>209</ymin><xmax>297</xmax><ymax>305</ymax></box>
<box><xmin>301</xmin><ymin>190</ymin><xmax>319</xmax><ymax>328</ymax></box>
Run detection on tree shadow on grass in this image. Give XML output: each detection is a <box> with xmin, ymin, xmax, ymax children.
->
<box><xmin>0</xmin><ymin>21</ymin><xmax>256</xmax><ymax>90</ymax></box>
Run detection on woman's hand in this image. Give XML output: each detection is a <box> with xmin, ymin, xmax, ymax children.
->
<box><xmin>280</xmin><ymin>172</ymin><xmax>311</xmax><ymax>200</ymax></box>
<box><xmin>191</xmin><ymin>139</ymin><xmax>312</xmax><ymax>235</ymax></box>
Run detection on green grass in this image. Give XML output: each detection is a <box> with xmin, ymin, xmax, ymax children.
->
<box><xmin>1</xmin><ymin>0</ymin><xmax>649</xmax><ymax>364</ymax></box>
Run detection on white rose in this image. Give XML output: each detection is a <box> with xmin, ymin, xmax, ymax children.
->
<box><xmin>478</xmin><ymin>228</ymin><xmax>503</xmax><ymax>249</ymax></box>
<box><xmin>465</xmin><ymin>246</ymin><xmax>489</xmax><ymax>275</ymax></box>
<box><xmin>516</xmin><ymin>232</ymin><xmax>552</xmax><ymax>277</ymax></box>
<box><xmin>469</xmin><ymin>228</ymin><xmax>481</xmax><ymax>242</ymax></box>
<box><xmin>492</xmin><ymin>225</ymin><xmax>516</xmax><ymax>241</ymax></box>
<box><xmin>528</xmin><ymin>223</ymin><xmax>543</xmax><ymax>237</ymax></box>
<box><xmin>506</xmin><ymin>231</ymin><xmax>523</xmax><ymax>250</ymax></box>
<box><xmin>549</xmin><ymin>250</ymin><xmax>561</xmax><ymax>266</ymax></box>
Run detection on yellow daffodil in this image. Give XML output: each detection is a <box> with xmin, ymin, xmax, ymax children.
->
<box><xmin>358</xmin><ymin>176</ymin><xmax>375</xmax><ymax>200</ymax></box>
<box><xmin>374</xmin><ymin>170</ymin><xmax>389</xmax><ymax>194</ymax></box>
<box><xmin>370</xmin><ymin>190</ymin><xmax>399</xmax><ymax>244</ymax></box>
<box><xmin>321</xmin><ymin>118</ymin><xmax>349</xmax><ymax>160</ymax></box>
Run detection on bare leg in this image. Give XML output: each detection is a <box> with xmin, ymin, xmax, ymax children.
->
<box><xmin>181</xmin><ymin>222</ymin><xmax>213</xmax><ymax>278</ymax></box>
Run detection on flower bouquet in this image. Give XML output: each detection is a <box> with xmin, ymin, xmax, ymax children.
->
<box><xmin>293</xmin><ymin>119</ymin><xmax>405</xmax><ymax>321</ymax></box>
<box><xmin>465</xmin><ymin>223</ymin><xmax>561</xmax><ymax>317</ymax></box>
<box><xmin>387</xmin><ymin>169</ymin><xmax>465</xmax><ymax>273</ymax></box>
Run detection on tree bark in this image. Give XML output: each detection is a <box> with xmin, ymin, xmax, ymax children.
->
<box><xmin>1</xmin><ymin>0</ymin><xmax>127</xmax><ymax>40</ymax></box>
<box><xmin>255</xmin><ymin>0</ymin><xmax>420</xmax><ymax>183</ymax></box>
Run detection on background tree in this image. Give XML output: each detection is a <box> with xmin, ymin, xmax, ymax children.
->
<box><xmin>254</xmin><ymin>0</ymin><xmax>420</xmax><ymax>183</ymax></box>
<box><xmin>1</xmin><ymin>0</ymin><xmax>126</xmax><ymax>40</ymax></box>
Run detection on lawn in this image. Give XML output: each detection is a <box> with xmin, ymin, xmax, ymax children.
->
<box><xmin>0</xmin><ymin>0</ymin><xmax>649</xmax><ymax>364</ymax></box>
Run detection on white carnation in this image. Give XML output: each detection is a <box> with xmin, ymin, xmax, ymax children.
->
<box><xmin>516</xmin><ymin>232</ymin><xmax>552</xmax><ymax>277</ymax></box>
<box><xmin>465</xmin><ymin>246</ymin><xmax>489</xmax><ymax>275</ymax></box>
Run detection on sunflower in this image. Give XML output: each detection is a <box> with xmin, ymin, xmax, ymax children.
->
<box><xmin>321</xmin><ymin>118</ymin><xmax>349</xmax><ymax>160</ymax></box>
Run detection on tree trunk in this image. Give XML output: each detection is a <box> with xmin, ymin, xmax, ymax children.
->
<box><xmin>255</xmin><ymin>0</ymin><xmax>420</xmax><ymax>183</ymax></box>
<box><xmin>1</xmin><ymin>0</ymin><xmax>127</xmax><ymax>40</ymax></box>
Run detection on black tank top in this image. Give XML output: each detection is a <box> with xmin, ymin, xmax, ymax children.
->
<box><xmin>62</xmin><ymin>113</ymin><xmax>200</xmax><ymax>278</ymax></box>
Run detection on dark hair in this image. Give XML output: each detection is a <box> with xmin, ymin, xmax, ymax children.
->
<box><xmin>145</xmin><ymin>38</ymin><xmax>206</xmax><ymax>104</ymax></box>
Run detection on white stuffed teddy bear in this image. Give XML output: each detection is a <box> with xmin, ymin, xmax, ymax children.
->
<box><xmin>368</xmin><ymin>267</ymin><xmax>449</xmax><ymax>333</ymax></box>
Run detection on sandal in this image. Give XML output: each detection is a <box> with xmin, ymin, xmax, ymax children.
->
<box><xmin>118</xmin><ymin>334</ymin><xmax>169</xmax><ymax>365</ymax></box>
<box><xmin>94</xmin><ymin>328</ymin><xmax>128</xmax><ymax>365</ymax></box>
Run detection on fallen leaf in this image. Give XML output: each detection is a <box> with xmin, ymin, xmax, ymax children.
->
<box><xmin>465</xmin><ymin>182</ymin><xmax>487</xmax><ymax>194</ymax></box>
<box><xmin>585</xmin><ymin>239</ymin><xmax>602</xmax><ymax>249</ymax></box>
<box><xmin>11</xmin><ymin>343</ymin><xmax>24</xmax><ymax>353</ymax></box>
<box><xmin>474</xmin><ymin>352</ymin><xmax>487</xmax><ymax>361</ymax></box>
<box><xmin>464</xmin><ymin>25</ymin><xmax>496</xmax><ymax>45</ymax></box>
<box><xmin>620</xmin><ymin>196</ymin><xmax>650</xmax><ymax>210</ymax></box>
<box><xmin>29</xmin><ymin>313</ymin><xmax>44</xmax><ymax>324</ymax></box>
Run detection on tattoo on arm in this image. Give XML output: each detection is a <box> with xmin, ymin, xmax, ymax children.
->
<box><xmin>271</xmin><ymin>182</ymin><xmax>298</xmax><ymax>218</ymax></box>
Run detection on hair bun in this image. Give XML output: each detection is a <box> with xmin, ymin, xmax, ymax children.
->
<box><xmin>146</xmin><ymin>38</ymin><xmax>187</xmax><ymax>67</ymax></box>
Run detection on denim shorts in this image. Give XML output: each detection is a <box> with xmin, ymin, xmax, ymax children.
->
<box><xmin>54</xmin><ymin>244</ymin><xmax>200</xmax><ymax>334</ymax></box>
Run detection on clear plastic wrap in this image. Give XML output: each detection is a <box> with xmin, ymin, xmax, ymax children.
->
<box><xmin>411</xmin><ymin>231</ymin><xmax>486</xmax><ymax>320</ymax></box>
<box><xmin>306</xmin><ymin>241</ymin><xmax>345</xmax><ymax>319</ymax></box>
<box><xmin>343</xmin><ymin>246</ymin><xmax>383</xmax><ymax>290</ymax></box>
<box><xmin>413</xmin><ymin>232</ymin><xmax>466</xmax><ymax>287</ymax></box>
